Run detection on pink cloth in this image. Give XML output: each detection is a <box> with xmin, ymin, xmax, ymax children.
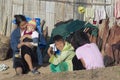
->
<box><xmin>115</xmin><ymin>0</ymin><xmax>120</xmax><ymax>19</ymax></box>
<box><xmin>76</xmin><ymin>43</ymin><xmax>104</xmax><ymax>70</ymax></box>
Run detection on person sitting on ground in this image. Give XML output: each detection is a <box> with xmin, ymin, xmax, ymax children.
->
<box><xmin>48</xmin><ymin>35</ymin><xmax>75</xmax><ymax>72</ymax></box>
<box><xmin>17</xmin><ymin>19</ymin><xmax>39</xmax><ymax>57</ymax></box>
<box><xmin>71</xmin><ymin>31</ymin><xmax>105</xmax><ymax>70</ymax></box>
<box><xmin>10</xmin><ymin>15</ymin><xmax>40</xmax><ymax>75</ymax></box>
<box><xmin>20</xmin><ymin>19</ymin><xmax>39</xmax><ymax>66</ymax></box>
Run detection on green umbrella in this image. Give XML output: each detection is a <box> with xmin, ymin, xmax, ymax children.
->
<box><xmin>51</xmin><ymin>19</ymin><xmax>86</xmax><ymax>39</ymax></box>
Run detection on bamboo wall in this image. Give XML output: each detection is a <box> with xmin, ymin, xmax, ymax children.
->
<box><xmin>0</xmin><ymin>0</ymin><xmax>112</xmax><ymax>36</ymax></box>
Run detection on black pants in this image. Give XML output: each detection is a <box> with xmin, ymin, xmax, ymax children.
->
<box><xmin>21</xmin><ymin>45</ymin><xmax>38</xmax><ymax>63</ymax></box>
<box><xmin>14</xmin><ymin>45</ymin><xmax>37</xmax><ymax>74</ymax></box>
<box><xmin>72</xmin><ymin>55</ymin><xmax>85</xmax><ymax>70</ymax></box>
<box><xmin>14</xmin><ymin>57</ymin><xmax>29</xmax><ymax>74</ymax></box>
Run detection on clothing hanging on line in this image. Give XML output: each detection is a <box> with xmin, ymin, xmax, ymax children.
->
<box><xmin>114</xmin><ymin>0</ymin><xmax>120</xmax><ymax>19</ymax></box>
<box><xmin>94</xmin><ymin>6</ymin><xmax>106</xmax><ymax>23</ymax></box>
<box><xmin>106</xmin><ymin>6</ymin><xmax>113</xmax><ymax>18</ymax></box>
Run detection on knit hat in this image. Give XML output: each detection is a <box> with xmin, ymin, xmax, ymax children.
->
<box><xmin>28</xmin><ymin>19</ymin><xmax>36</xmax><ymax>27</ymax></box>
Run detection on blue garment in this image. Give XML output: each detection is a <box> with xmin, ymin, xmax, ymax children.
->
<box><xmin>36</xmin><ymin>46</ymin><xmax>43</xmax><ymax>65</ymax></box>
<box><xmin>10</xmin><ymin>27</ymin><xmax>43</xmax><ymax>66</ymax></box>
<box><xmin>10</xmin><ymin>27</ymin><xmax>21</xmax><ymax>56</ymax></box>
<box><xmin>39</xmin><ymin>34</ymin><xmax>47</xmax><ymax>48</ymax></box>
<box><xmin>35</xmin><ymin>18</ymin><xmax>42</xmax><ymax>34</ymax></box>
<box><xmin>55</xmin><ymin>49</ymin><xmax>60</xmax><ymax>55</ymax></box>
<box><xmin>35</xmin><ymin>18</ymin><xmax>46</xmax><ymax>48</ymax></box>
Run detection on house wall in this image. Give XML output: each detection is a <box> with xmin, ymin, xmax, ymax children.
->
<box><xmin>0</xmin><ymin>0</ymin><xmax>113</xmax><ymax>36</ymax></box>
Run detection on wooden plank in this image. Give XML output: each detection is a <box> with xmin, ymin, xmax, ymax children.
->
<box><xmin>0</xmin><ymin>0</ymin><xmax>3</xmax><ymax>34</ymax></box>
<box><xmin>39</xmin><ymin>1</ymin><xmax>46</xmax><ymax>20</ymax></box>
<box><xmin>32</xmin><ymin>0</ymin><xmax>41</xmax><ymax>18</ymax></box>
<box><xmin>93</xmin><ymin>0</ymin><xmax>106</xmax><ymax>3</ymax></box>
<box><xmin>55</xmin><ymin>1</ymin><xmax>65</xmax><ymax>23</ymax></box>
<box><xmin>23</xmin><ymin>0</ymin><xmax>41</xmax><ymax>18</ymax></box>
<box><xmin>23</xmin><ymin>0</ymin><xmax>33</xmax><ymax>17</ymax></box>
<box><xmin>0</xmin><ymin>0</ymin><xmax>5</xmax><ymax>35</ymax></box>
<box><xmin>12</xmin><ymin>5</ymin><xmax>23</xmax><ymax>19</ymax></box>
<box><xmin>5</xmin><ymin>0</ymin><xmax>12</xmax><ymax>36</ymax></box>
<box><xmin>0</xmin><ymin>0</ymin><xmax>12</xmax><ymax>36</ymax></box>
<box><xmin>12</xmin><ymin>0</ymin><xmax>23</xmax><ymax>4</ymax></box>
<box><xmin>64</xmin><ymin>0</ymin><xmax>74</xmax><ymax>20</ymax></box>
<box><xmin>45</xmin><ymin>1</ymin><xmax>55</xmax><ymax>36</ymax></box>
<box><xmin>11</xmin><ymin>0</ymin><xmax>23</xmax><ymax>32</ymax></box>
<box><xmin>73</xmin><ymin>0</ymin><xmax>82</xmax><ymax>20</ymax></box>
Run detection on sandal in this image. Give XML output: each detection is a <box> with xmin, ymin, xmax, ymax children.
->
<box><xmin>31</xmin><ymin>69</ymin><xmax>40</xmax><ymax>74</ymax></box>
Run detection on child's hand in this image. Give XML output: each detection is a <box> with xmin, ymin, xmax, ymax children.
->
<box><xmin>20</xmin><ymin>36</ymin><xmax>26</xmax><ymax>42</ymax></box>
<box><xmin>47</xmin><ymin>47</ymin><xmax>54</xmax><ymax>57</ymax></box>
<box><xmin>22</xmin><ymin>35</ymin><xmax>29</xmax><ymax>38</ymax></box>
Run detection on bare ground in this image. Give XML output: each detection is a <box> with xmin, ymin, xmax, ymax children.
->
<box><xmin>0</xmin><ymin>59</ymin><xmax>120</xmax><ymax>80</ymax></box>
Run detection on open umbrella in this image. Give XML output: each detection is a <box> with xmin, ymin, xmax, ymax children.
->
<box><xmin>50</xmin><ymin>19</ymin><xmax>98</xmax><ymax>43</ymax></box>
<box><xmin>51</xmin><ymin>20</ymin><xmax>85</xmax><ymax>40</ymax></box>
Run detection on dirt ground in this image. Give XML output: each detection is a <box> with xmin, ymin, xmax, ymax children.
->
<box><xmin>0</xmin><ymin>59</ymin><xmax>120</xmax><ymax>80</ymax></box>
<box><xmin>0</xmin><ymin>58</ymin><xmax>50</xmax><ymax>80</ymax></box>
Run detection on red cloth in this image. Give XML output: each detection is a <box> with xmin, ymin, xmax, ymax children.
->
<box><xmin>93</xmin><ymin>20</ymin><xmax>97</xmax><ymax>24</ymax></box>
<box><xmin>24</xmin><ymin>30</ymin><xmax>32</xmax><ymax>35</ymax></box>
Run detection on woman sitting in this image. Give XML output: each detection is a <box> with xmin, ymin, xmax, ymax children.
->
<box><xmin>71</xmin><ymin>31</ymin><xmax>105</xmax><ymax>70</ymax></box>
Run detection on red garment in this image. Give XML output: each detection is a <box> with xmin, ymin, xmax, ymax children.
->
<box><xmin>24</xmin><ymin>30</ymin><xmax>32</xmax><ymax>35</ymax></box>
<box><xmin>93</xmin><ymin>20</ymin><xmax>97</xmax><ymax>24</ymax></box>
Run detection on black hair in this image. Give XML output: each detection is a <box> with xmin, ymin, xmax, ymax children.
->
<box><xmin>14</xmin><ymin>15</ymin><xmax>26</xmax><ymax>26</ymax></box>
<box><xmin>71</xmin><ymin>31</ymin><xmax>90</xmax><ymax>50</ymax></box>
<box><xmin>53</xmin><ymin>35</ymin><xmax>64</xmax><ymax>42</ymax></box>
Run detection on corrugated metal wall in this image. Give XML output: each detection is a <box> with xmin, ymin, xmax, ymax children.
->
<box><xmin>0</xmin><ymin>0</ymin><xmax>113</xmax><ymax>36</ymax></box>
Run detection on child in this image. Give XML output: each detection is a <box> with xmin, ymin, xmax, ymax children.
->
<box><xmin>48</xmin><ymin>35</ymin><xmax>78</xmax><ymax>72</ymax></box>
<box><xmin>20</xmin><ymin>19</ymin><xmax>39</xmax><ymax>46</ymax></box>
<box><xmin>71</xmin><ymin>31</ymin><xmax>105</xmax><ymax>70</ymax></box>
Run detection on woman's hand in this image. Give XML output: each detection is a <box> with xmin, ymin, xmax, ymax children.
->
<box><xmin>17</xmin><ymin>42</ymin><xmax>24</xmax><ymax>48</ymax></box>
<box><xmin>17</xmin><ymin>42</ymin><xmax>33</xmax><ymax>48</ymax></box>
<box><xmin>20</xmin><ymin>35</ymin><xmax>32</xmax><ymax>42</ymax></box>
<box><xmin>20</xmin><ymin>36</ymin><xmax>25</xmax><ymax>42</ymax></box>
<box><xmin>24</xmin><ymin>35</ymin><xmax>32</xmax><ymax>39</ymax></box>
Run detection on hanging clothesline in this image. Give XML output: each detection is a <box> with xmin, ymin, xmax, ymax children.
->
<box><xmin>40</xmin><ymin>0</ymin><xmax>111</xmax><ymax>6</ymax></box>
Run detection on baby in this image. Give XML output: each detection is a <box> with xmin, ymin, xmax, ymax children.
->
<box><xmin>20</xmin><ymin>19</ymin><xmax>39</xmax><ymax>46</ymax></box>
